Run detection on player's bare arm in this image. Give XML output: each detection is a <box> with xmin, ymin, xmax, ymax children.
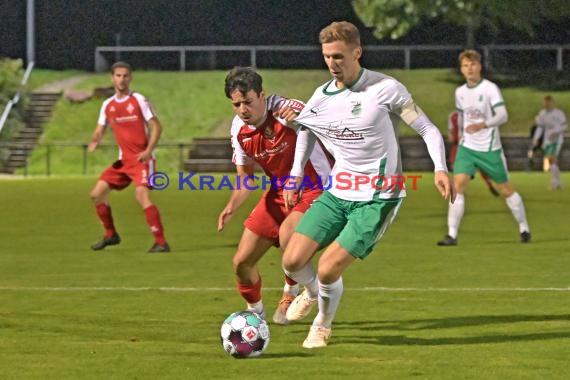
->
<box><xmin>137</xmin><ymin>117</ymin><xmax>162</xmax><ymax>162</ymax></box>
<box><xmin>88</xmin><ymin>124</ymin><xmax>106</xmax><ymax>152</ymax></box>
<box><xmin>218</xmin><ymin>163</ymin><xmax>256</xmax><ymax>232</ymax></box>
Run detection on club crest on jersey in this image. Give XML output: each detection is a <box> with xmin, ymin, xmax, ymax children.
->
<box><xmin>263</xmin><ymin>127</ymin><xmax>275</xmax><ymax>140</ymax></box>
<box><xmin>350</xmin><ymin>101</ymin><xmax>362</xmax><ymax>116</ymax></box>
<box><xmin>126</xmin><ymin>103</ymin><xmax>135</xmax><ymax>114</ymax></box>
<box><xmin>479</xmin><ymin>95</ymin><xmax>483</xmax><ymax>102</ymax></box>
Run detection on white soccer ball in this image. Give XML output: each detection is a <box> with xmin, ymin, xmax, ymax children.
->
<box><xmin>220</xmin><ymin>311</ymin><xmax>270</xmax><ymax>358</ymax></box>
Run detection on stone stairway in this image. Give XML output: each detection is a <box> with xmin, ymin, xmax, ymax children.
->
<box><xmin>0</xmin><ymin>92</ymin><xmax>61</xmax><ymax>173</ymax></box>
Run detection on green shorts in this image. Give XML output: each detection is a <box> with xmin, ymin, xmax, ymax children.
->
<box><xmin>453</xmin><ymin>145</ymin><xmax>509</xmax><ymax>184</ymax></box>
<box><xmin>543</xmin><ymin>141</ymin><xmax>563</xmax><ymax>156</ymax></box>
<box><xmin>295</xmin><ymin>191</ymin><xmax>403</xmax><ymax>259</ymax></box>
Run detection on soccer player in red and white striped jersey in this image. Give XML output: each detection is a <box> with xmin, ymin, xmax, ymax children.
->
<box><xmin>88</xmin><ymin>61</ymin><xmax>170</xmax><ymax>253</ymax></box>
<box><xmin>218</xmin><ymin>67</ymin><xmax>332</xmax><ymax>324</ymax></box>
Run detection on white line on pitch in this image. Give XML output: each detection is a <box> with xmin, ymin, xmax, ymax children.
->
<box><xmin>0</xmin><ymin>286</ymin><xmax>569</xmax><ymax>292</ymax></box>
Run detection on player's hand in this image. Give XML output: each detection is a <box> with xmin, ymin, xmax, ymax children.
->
<box><xmin>283</xmin><ymin>177</ymin><xmax>303</xmax><ymax>210</ymax></box>
<box><xmin>274</xmin><ymin>106</ymin><xmax>299</xmax><ymax>123</ymax></box>
<box><xmin>87</xmin><ymin>141</ymin><xmax>98</xmax><ymax>152</ymax></box>
<box><xmin>137</xmin><ymin>150</ymin><xmax>152</xmax><ymax>162</ymax></box>
<box><xmin>218</xmin><ymin>207</ymin><xmax>234</xmax><ymax>232</ymax></box>
<box><xmin>465</xmin><ymin>122</ymin><xmax>486</xmax><ymax>134</ymax></box>
<box><xmin>435</xmin><ymin>170</ymin><xmax>456</xmax><ymax>203</ymax></box>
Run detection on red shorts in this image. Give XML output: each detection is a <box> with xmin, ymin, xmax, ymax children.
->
<box><xmin>244</xmin><ymin>188</ymin><xmax>322</xmax><ymax>246</ymax></box>
<box><xmin>99</xmin><ymin>159</ymin><xmax>155</xmax><ymax>190</ymax></box>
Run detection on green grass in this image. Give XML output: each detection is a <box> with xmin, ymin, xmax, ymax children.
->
<box><xmin>26</xmin><ymin>69</ymin><xmax>85</xmax><ymax>91</ymax></box>
<box><xmin>1</xmin><ymin>172</ymin><xmax>569</xmax><ymax>379</ymax></box>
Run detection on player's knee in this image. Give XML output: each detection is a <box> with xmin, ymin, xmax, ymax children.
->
<box><xmin>317</xmin><ymin>264</ymin><xmax>339</xmax><ymax>284</ymax></box>
<box><xmin>90</xmin><ymin>190</ymin><xmax>103</xmax><ymax>203</ymax></box>
<box><xmin>282</xmin><ymin>252</ymin><xmax>304</xmax><ymax>272</ymax></box>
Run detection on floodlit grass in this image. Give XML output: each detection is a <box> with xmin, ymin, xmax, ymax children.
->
<box><xmin>1</xmin><ymin>172</ymin><xmax>569</xmax><ymax>379</ymax></box>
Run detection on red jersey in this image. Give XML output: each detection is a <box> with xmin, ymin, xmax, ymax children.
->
<box><xmin>97</xmin><ymin>92</ymin><xmax>156</xmax><ymax>163</ymax></box>
<box><xmin>448</xmin><ymin>110</ymin><xmax>460</xmax><ymax>144</ymax></box>
<box><xmin>231</xmin><ymin>95</ymin><xmax>332</xmax><ymax>191</ymax></box>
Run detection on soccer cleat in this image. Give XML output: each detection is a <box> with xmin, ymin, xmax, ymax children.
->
<box><xmin>91</xmin><ymin>233</ymin><xmax>121</xmax><ymax>250</ymax></box>
<box><xmin>437</xmin><ymin>235</ymin><xmax>458</xmax><ymax>246</ymax></box>
<box><xmin>147</xmin><ymin>243</ymin><xmax>171</xmax><ymax>253</ymax></box>
<box><xmin>272</xmin><ymin>293</ymin><xmax>296</xmax><ymax>325</ymax></box>
<box><xmin>520</xmin><ymin>231</ymin><xmax>531</xmax><ymax>243</ymax></box>
<box><xmin>302</xmin><ymin>325</ymin><xmax>332</xmax><ymax>348</ymax></box>
<box><xmin>285</xmin><ymin>289</ymin><xmax>317</xmax><ymax>321</ymax></box>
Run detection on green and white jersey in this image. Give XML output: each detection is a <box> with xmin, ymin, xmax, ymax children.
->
<box><xmin>456</xmin><ymin>79</ymin><xmax>506</xmax><ymax>152</ymax></box>
<box><xmin>295</xmin><ymin>68</ymin><xmax>443</xmax><ymax>201</ymax></box>
<box><xmin>535</xmin><ymin>108</ymin><xmax>567</xmax><ymax>147</ymax></box>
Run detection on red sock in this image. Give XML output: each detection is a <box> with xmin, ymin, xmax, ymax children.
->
<box><xmin>237</xmin><ymin>277</ymin><xmax>262</xmax><ymax>304</ymax></box>
<box><xmin>95</xmin><ymin>203</ymin><xmax>116</xmax><ymax>238</ymax></box>
<box><xmin>285</xmin><ymin>275</ymin><xmax>298</xmax><ymax>286</ymax></box>
<box><xmin>144</xmin><ymin>205</ymin><xmax>167</xmax><ymax>245</ymax></box>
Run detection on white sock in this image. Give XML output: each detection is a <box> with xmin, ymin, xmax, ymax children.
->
<box><xmin>505</xmin><ymin>192</ymin><xmax>530</xmax><ymax>233</ymax></box>
<box><xmin>283</xmin><ymin>283</ymin><xmax>300</xmax><ymax>296</ymax></box>
<box><xmin>313</xmin><ymin>277</ymin><xmax>343</xmax><ymax>328</ymax></box>
<box><xmin>447</xmin><ymin>193</ymin><xmax>465</xmax><ymax>239</ymax></box>
<box><xmin>550</xmin><ymin>163</ymin><xmax>561</xmax><ymax>188</ymax></box>
<box><xmin>283</xmin><ymin>263</ymin><xmax>318</xmax><ymax>299</ymax></box>
<box><xmin>246</xmin><ymin>300</ymin><xmax>264</xmax><ymax>315</ymax></box>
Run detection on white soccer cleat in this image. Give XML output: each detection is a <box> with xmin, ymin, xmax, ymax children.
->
<box><xmin>272</xmin><ymin>293</ymin><xmax>296</xmax><ymax>325</ymax></box>
<box><xmin>302</xmin><ymin>325</ymin><xmax>332</xmax><ymax>348</ymax></box>
<box><xmin>285</xmin><ymin>289</ymin><xmax>317</xmax><ymax>321</ymax></box>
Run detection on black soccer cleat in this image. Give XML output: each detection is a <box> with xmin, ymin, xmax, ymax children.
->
<box><xmin>148</xmin><ymin>243</ymin><xmax>171</xmax><ymax>253</ymax></box>
<box><xmin>520</xmin><ymin>231</ymin><xmax>531</xmax><ymax>243</ymax></box>
<box><xmin>91</xmin><ymin>233</ymin><xmax>121</xmax><ymax>250</ymax></box>
<box><xmin>437</xmin><ymin>235</ymin><xmax>458</xmax><ymax>246</ymax></box>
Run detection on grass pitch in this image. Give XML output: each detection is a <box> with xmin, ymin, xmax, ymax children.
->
<box><xmin>1</xmin><ymin>172</ymin><xmax>569</xmax><ymax>379</ymax></box>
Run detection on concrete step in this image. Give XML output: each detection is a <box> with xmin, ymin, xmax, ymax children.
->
<box><xmin>184</xmin><ymin>158</ymin><xmax>234</xmax><ymax>172</ymax></box>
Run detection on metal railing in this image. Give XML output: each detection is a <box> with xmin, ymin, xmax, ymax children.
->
<box><xmin>0</xmin><ymin>141</ymin><xmax>192</xmax><ymax>176</ymax></box>
<box><xmin>94</xmin><ymin>44</ymin><xmax>569</xmax><ymax>72</ymax></box>
<box><xmin>0</xmin><ymin>61</ymin><xmax>34</xmax><ymax>134</ymax></box>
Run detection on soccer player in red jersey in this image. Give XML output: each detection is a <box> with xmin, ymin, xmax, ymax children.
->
<box><xmin>218</xmin><ymin>67</ymin><xmax>332</xmax><ymax>324</ymax></box>
<box><xmin>88</xmin><ymin>61</ymin><xmax>170</xmax><ymax>253</ymax></box>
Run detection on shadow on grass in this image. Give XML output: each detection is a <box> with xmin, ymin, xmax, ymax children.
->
<box><xmin>334</xmin><ymin>313</ymin><xmax>570</xmax><ymax>346</ymax></box>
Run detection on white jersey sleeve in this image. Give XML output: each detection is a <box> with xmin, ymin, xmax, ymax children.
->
<box><xmin>132</xmin><ymin>92</ymin><xmax>156</xmax><ymax>122</ymax></box>
<box><xmin>230</xmin><ymin>116</ymin><xmax>253</xmax><ymax>166</ymax></box>
<box><xmin>97</xmin><ymin>97</ymin><xmax>113</xmax><ymax>126</ymax></box>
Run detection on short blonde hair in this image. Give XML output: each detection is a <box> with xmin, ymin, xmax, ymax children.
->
<box><xmin>319</xmin><ymin>21</ymin><xmax>361</xmax><ymax>47</ymax></box>
<box><xmin>458</xmin><ymin>49</ymin><xmax>481</xmax><ymax>65</ymax></box>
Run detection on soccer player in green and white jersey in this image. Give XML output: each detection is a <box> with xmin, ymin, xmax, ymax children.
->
<box><xmin>437</xmin><ymin>49</ymin><xmax>531</xmax><ymax>246</ymax></box>
<box><xmin>280</xmin><ymin>21</ymin><xmax>455</xmax><ymax>348</ymax></box>
<box><xmin>531</xmin><ymin>95</ymin><xmax>567</xmax><ymax>189</ymax></box>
